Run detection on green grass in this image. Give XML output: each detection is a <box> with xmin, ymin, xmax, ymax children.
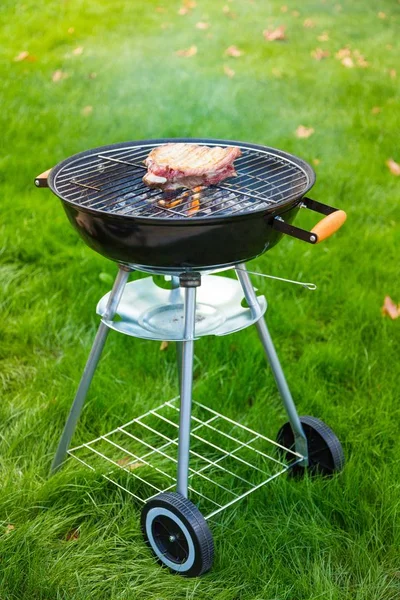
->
<box><xmin>1</xmin><ymin>0</ymin><xmax>400</xmax><ymax>597</ymax></box>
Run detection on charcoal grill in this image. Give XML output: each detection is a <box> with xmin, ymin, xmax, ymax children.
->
<box><xmin>36</xmin><ymin>138</ymin><xmax>346</xmax><ymax>577</ymax></box>
<box><xmin>36</xmin><ymin>138</ymin><xmax>346</xmax><ymax>270</ymax></box>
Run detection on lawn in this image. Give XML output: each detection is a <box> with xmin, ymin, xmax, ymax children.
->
<box><xmin>1</xmin><ymin>0</ymin><xmax>400</xmax><ymax>598</ymax></box>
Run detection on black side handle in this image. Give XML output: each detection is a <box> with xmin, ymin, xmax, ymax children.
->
<box><xmin>272</xmin><ymin>198</ymin><xmax>346</xmax><ymax>244</ymax></box>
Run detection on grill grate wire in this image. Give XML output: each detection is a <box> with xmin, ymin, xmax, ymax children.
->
<box><xmin>53</xmin><ymin>143</ymin><xmax>309</xmax><ymax>219</ymax></box>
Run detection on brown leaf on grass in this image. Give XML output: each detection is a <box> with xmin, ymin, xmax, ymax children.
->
<box><xmin>303</xmin><ymin>19</ymin><xmax>315</xmax><ymax>28</ymax></box>
<box><xmin>88</xmin><ymin>72</ymin><xmax>97</xmax><ymax>79</ymax></box>
<box><xmin>72</xmin><ymin>46</ymin><xmax>84</xmax><ymax>56</ymax></box>
<box><xmin>382</xmin><ymin>296</ymin><xmax>400</xmax><ymax>319</ymax></box>
<box><xmin>176</xmin><ymin>45</ymin><xmax>197</xmax><ymax>57</ymax></box>
<box><xmin>67</xmin><ymin>27</ymin><xmax>75</xmax><ymax>34</ymax></box>
<box><xmin>389</xmin><ymin>69</ymin><xmax>396</xmax><ymax>79</ymax></box>
<box><xmin>65</xmin><ymin>528</ymin><xmax>80</xmax><ymax>541</ymax></box>
<box><xmin>311</xmin><ymin>48</ymin><xmax>330</xmax><ymax>60</ymax></box>
<box><xmin>52</xmin><ymin>70</ymin><xmax>68</xmax><ymax>82</ymax></box>
<box><xmin>317</xmin><ymin>31</ymin><xmax>329</xmax><ymax>41</ymax></box>
<box><xmin>14</xmin><ymin>51</ymin><xmax>36</xmax><ymax>62</ymax></box>
<box><xmin>341</xmin><ymin>56</ymin><xmax>354</xmax><ymax>68</ymax></box>
<box><xmin>263</xmin><ymin>25</ymin><xmax>286</xmax><ymax>41</ymax></box>
<box><xmin>292</xmin><ymin>10</ymin><xmax>300</xmax><ymax>17</ymax></box>
<box><xmin>117</xmin><ymin>457</ymin><xmax>144</xmax><ymax>470</ymax></box>
<box><xmin>280</xmin><ymin>5</ymin><xmax>288</xmax><ymax>12</ymax></box>
<box><xmin>335</xmin><ymin>47</ymin><xmax>351</xmax><ymax>59</ymax></box>
<box><xmin>81</xmin><ymin>105</ymin><xmax>93</xmax><ymax>116</ymax></box>
<box><xmin>295</xmin><ymin>125</ymin><xmax>314</xmax><ymax>138</ymax></box>
<box><xmin>178</xmin><ymin>6</ymin><xmax>188</xmax><ymax>14</ymax></box>
<box><xmin>223</xmin><ymin>64</ymin><xmax>235</xmax><ymax>78</ymax></box>
<box><xmin>224</xmin><ymin>45</ymin><xmax>243</xmax><ymax>57</ymax></box>
<box><xmin>353</xmin><ymin>50</ymin><xmax>368</xmax><ymax>68</ymax></box>
<box><xmin>378</xmin><ymin>11</ymin><xmax>386</xmax><ymax>19</ymax></box>
<box><xmin>196</xmin><ymin>21</ymin><xmax>209</xmax><ymax>29</ymax></box>
<box><xmin>5</xmin><ymin>524</ymin><xmax>15</xmax><ymax>534</ymax></box>
<box><xmin>185</xmin><ymin>0</ymin><xmax>196</xmax><ymax>7</ymax></box>
<box><xmin>222</xmin><ymin>5</ymin><xmax>236</xmax><ymax>17</ymax></box>
<box><xmin>312</xmin><ymin>158</ymin><xmax>320</xmax><ymax>165</ymax></box>
<box><xmin>371</xmin><ymin>106</ymin><xmax>381</xmax><ymax>114</ymax></box>
<box><xmin>386</xmin><ymin>158</ymin><xmax>400</xmax><ymax>176</ymax></box>
<box><xmin>159</xmin><ymin>340</ymin><xmax>169</xmax><ymax>350</ymax></box>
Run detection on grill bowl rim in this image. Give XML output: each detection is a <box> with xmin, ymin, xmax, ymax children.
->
<box><xmin>48</xmin><ymin>138</ymin><xmax>316</xmax><ymax>224</ymax></box>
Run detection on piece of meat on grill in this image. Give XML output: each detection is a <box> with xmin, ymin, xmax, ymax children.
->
<box><xmin>143</xmin><ymin>143</ymin><xmax>242</xmax><ymax>191</ymax></box>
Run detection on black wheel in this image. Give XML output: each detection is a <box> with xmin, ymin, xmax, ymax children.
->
<box><xmin>141</xmin><ymin>492</ymin><xmax>214</xmax><ymax>577</ymax></box>
<box><xmin>277</xmin><ymin>416</ymin><xmax>345</xmax><ymax>477</ymax></box>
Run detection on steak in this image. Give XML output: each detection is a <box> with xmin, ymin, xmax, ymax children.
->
<box><xmin>143</xmin><ymin>143</ymin><xmax>242</xmax><ymax>191</ymax></box>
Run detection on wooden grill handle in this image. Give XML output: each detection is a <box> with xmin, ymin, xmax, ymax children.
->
<box><xmin>34</xmin><ymin>169</ymin><xmax>51</xmax><ymax>188</ymax></box>
<box><xmin>311</xmin><ymin>210</ymin><xmax>347</xmax><ymax>243</ymax></box>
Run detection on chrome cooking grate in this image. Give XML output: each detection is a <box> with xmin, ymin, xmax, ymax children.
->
<box><xmin>53</xmin><ymin>142</ymin><xmax>309</xmax><ymax>219</ymax></box>
<box><xmin>68</xmin><ymin>397</ymin><xmax>302</xmax><ymax>519</ymax></box>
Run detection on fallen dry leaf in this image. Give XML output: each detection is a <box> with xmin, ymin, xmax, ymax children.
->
<box><xmin>378</xmin><ymin>11</ymin><xmax>386</xmax><ymax>19</ymax></box>
<box><xmin>303</xmin><ymin>18</ymin><xmax>315</xmax><ymax>28</ymax></box>
<box><xmin>14</xmin><ymin>51</ymin><xmax>36</xmax><ymax>62</ymax></box>
<box><xmin>223</xmin><ymin>64</ymin><xmax>235</xmax><ymax>78</ymax></box>
<box><xmin>389</xmin><ymin>69</ymin><xmax>396</xmax><ymax>79</ymax></box>
<box><xmin>353</xmin><ymin>49</ymin><xmax>368</xmax><ymax>68</ymax></box>
<box><xmin>160</xmin><ymin>340</ymin><xmax>169</xmax><ymax>351</ymax></box>
<box><xmin>88</xmin><ymin>72</ymin><xmax>97</xmax><ymax>79</ymax></box>
<box><xmin>263</xmin><ymin>25</ymin><xmax>286</xmax><ymax>41</ymax></box>
<box><xmin>341</xmin><ymin>56</ymin><xmax>354</xmax><ymax>68</ymax></box>
<box><xmin>178</xmin><ymin>6</ymin><xmax>188</xmax><ymax>14</ymax></box>
<box><xmin>371</xmin><ymin>106</ymin><xmax>381</xmax><ymax>114</ymax></box>
<box><xmin>66</xmin><ymin>528</ymin><xmax>80</xmax><ymax>541</ymax></box>
<box><xmin>386</xmin><ymin>158</ymin><xmax>400</xmax><ymax>176</ymax></box>
<box><xmin>224</xmin><ymin>45</ymin><xmax>243</xmax><ymax>57</ymax></box>
<box><xmin>5</xmin><ymin>524</ymin><xmax>15</xmax><ymax>534</ymax></box>
<box><xmin>67</xmin><ymin>27</ymin><xmax>75</xmax><ymax>34</ymax></box>
<box><xmin>72</xmin><ymin>46</ymin><xmax>84</xmax><ymax>56</ymax></box>
<box><xmin>281</xmin><ymin>5</ymin><xmax>288</xmax><ymax>12</ymax></box>
<box><xmin>382</xmin><ymin>296</ymin><xmax>400</xmax><ymax>319</ymax></box>
<box><xmin>317</xmin><ymin>31</ymin><xmax>329</xmax><ymax>41</ymax></box>
<box><xmin>336</xmin><ymin>47</ymin><xmax>351</xmax><ymax>59</ymax></box>
<box><xmin>295</xmin><ymin>125</ymin><xmax>314</xmax><ymax>139</ymax></box>
<box><xmin>292</xmin><ymin>10</ymin><xmax>300</xmax><ymax>17</ymax></box>
<box><xmin>196</xmin><ymin>21</ymin><xmax>209</xmax><ymax>29</ymax></box>
<box><xmin>185</xmin><ymin>0</ymin><xmax>196</xmax><ymax>7</ymax></box>
<box><xmin>52</xmin><ymin>70</ymin><xmax>68</xmax><ymax>82</ymax></box>
<box><xmin>117</xmin><ymin>457</ymin><xmax>144</xmax><ymax>470</ymax></box>
<box><xmin>176</xmin><ymin>45</ymin><xmax>197</xmax><ymax>57</ymax></box>
<box><xmin>311</xmin><ymin>48</ymin><xmax>330</xmax><ymax>60</ymax></box>
<box><xmin>312</xmin><ymin>158</ymin><xmax>320</xmax><ymax>165</ymax></box>
<box><xmin>14</xmin><ymin>51</ymin><xmax>29</xmax><ymax>61</ymax></box>
<box><xmin>222</xmin><ymin>5</ymin><xmax>236</xmax><ymax>17</ymax></box>
<box><xmin>81</xmin><ymin>105</ymin><xmax>93</xmax><ymax>116</ymax></box>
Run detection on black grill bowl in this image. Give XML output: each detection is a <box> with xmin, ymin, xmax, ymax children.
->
<box><xmin>44</xmin><ymin>138</ymin><xmax>315</xmax><ymax>270</ymax></box>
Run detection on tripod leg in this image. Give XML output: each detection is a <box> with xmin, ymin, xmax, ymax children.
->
<box><xmin>235</xmin><ymin>264</ymin><xmax>308</xmax><ymax>463</ymax></box>
<box><xmin>50</xmin><ymin>266</ymin><xmax>131</xmax><ymax>474</ymax></box>
<box><xmin>176</xmin><ymin>274</ymin><xmax>199</xmax><ymax>497</ymax></box>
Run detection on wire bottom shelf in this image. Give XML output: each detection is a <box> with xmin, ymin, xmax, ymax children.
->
<box><xmin>68</xmin><ymin>398</ymin><xmax>302</xmax><ymax>519</ymax></box>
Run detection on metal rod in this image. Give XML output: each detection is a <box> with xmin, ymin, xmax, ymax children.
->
<box><xmin>50</xmin><ymin>266</ymin><xmax>131</xmax><ymax>474</ymax></box>
<box><xmin>176</xmin><ymin>285</ymin><xmax>197</xmax><ymax>497</ymax></box>
<box><xmin>235</xmin><ymin>267</ymin><xmax>316</xmax><ymax>291</ymax></box>
<box><xmin>235</xmin><ymin>264</ymin><xmax>308</xmax><ymax>464</ymax></box>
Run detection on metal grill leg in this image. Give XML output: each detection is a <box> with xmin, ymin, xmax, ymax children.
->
<box><xmin>50</xmin><ymin>266</ymin><xmax>131</xmax><ymax>474</ymax></box>
<box><xmin>235</xmin><ymin>264</ymin><xmax>308</xmax><ymax>464</ymax></box>
<box><xmin>176</xmin><ymin>275</ymin><xmax>198</xmax><ymax>497</ymax></box>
